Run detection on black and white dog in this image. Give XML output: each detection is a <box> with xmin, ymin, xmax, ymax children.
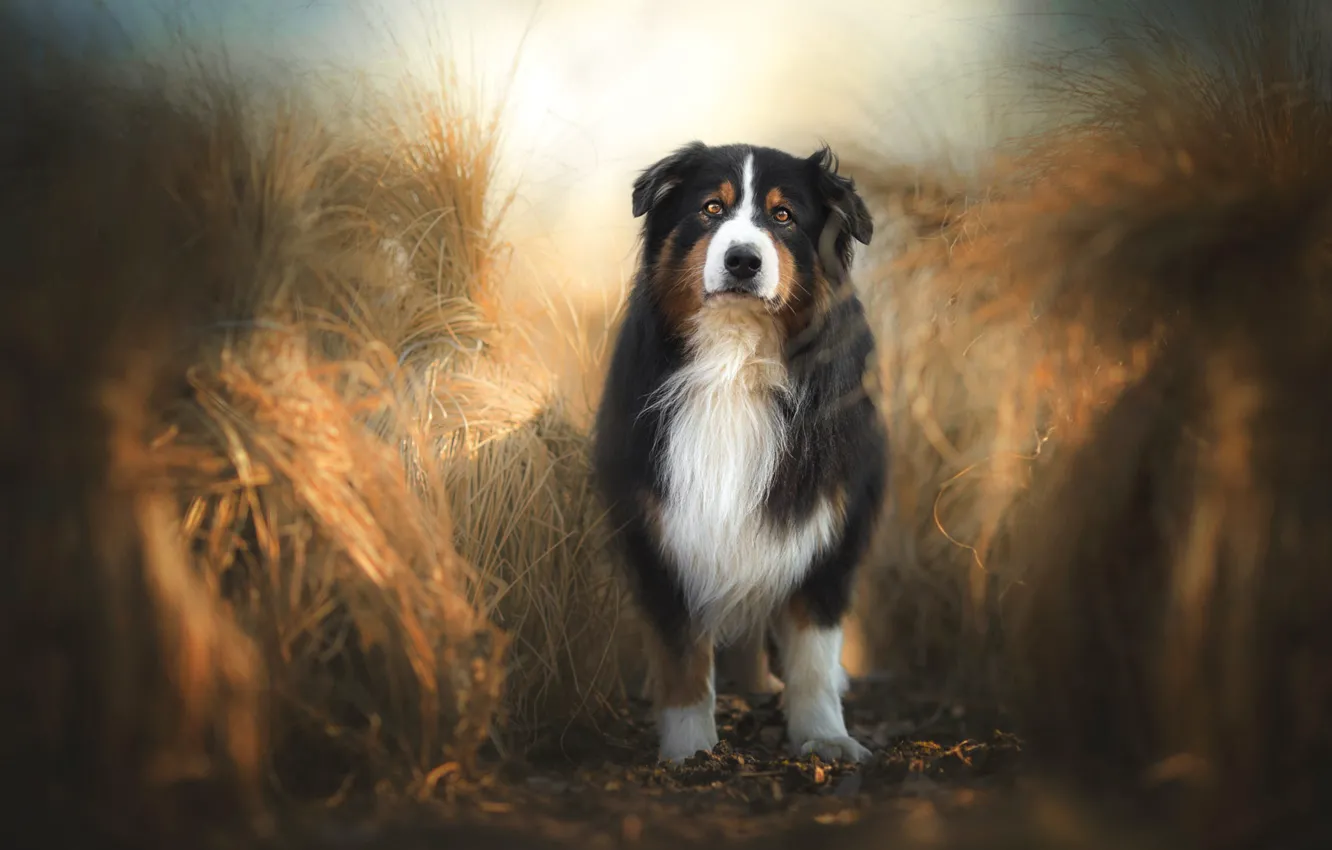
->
<box><xmin>593</xmin><ymin>141</ymin><xmax>886</xmax><ymax>764</ymax></box>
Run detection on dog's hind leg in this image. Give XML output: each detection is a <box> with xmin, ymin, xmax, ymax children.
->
<box><xmin>715</xmin><ymin>621</ymin><xmax>782</xmax><ymax>696</ymax></box>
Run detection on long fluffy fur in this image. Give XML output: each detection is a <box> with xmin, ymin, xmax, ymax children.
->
<box><xmin>594</xmin><ymin>142</ymin><xmax>885</xmax><ymax>762</ymax></box>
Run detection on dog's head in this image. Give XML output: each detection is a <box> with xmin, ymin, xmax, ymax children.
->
<box><xmin>631</xmin><ymin>141</ymin><xmax>873</xmax><ymax>329</ymax></box>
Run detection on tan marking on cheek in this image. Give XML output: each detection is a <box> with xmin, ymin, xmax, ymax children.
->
<box><xmin>776</xmin><ymin>247</ymin><xmax>828</xmax><ymax>343</ymax></box>
<box><xmin>644</xmin><ymin>629</ymin><xmax>714</xmax><ymax>708</ymax></box>
<box><xmin>651</xmin><ymin>229</ymin><xmax>708</xmax><ymax>332</ymax></box>
<box><xmin>653</xmin><ymin>230</ymin><xmax>678</xmax><ymax>280</ymax></box>
<box><xmin>719</xmin><ymin>181</ymin><xmax>736</xmax><ymax>206</ymax></box>
<box><xmin>811</xmin><ymin>272</ymin><xmax>835</xmax><ymax>318</ymax></box>
<box><xmin>773</xmin><ymin>239</ymin><xmax>798</xmax><ymax>306</ymax></box>
<box><xmin>687</xmin><ymin>235</ymin><xmax>711</xmax><ymax>272</ymax></box>
<box><xmin>761</xmin><ymin>189</ymin><xmax>807</xmax><ymax>339</ymax></box>
<box><xmin>779</xmin><ymin>271</ymin><xmax>846</xmax><ymax>362</ymax></box>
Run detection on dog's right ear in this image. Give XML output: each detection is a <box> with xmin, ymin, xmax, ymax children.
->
<box><xmin>632</xmin><ymin>141</ymin><xmax>706</xmax><ymax>218</ymax></box>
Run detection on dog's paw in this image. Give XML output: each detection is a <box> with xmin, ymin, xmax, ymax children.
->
<box><xmin>794</xmin><ymin>735</ymin><xmax>873</xmax><ymax>764</ymax></box>
<box><xmin>657</xmin><ymin>703</ymin><xmax>719</xmax><ymax>765</ymax></box>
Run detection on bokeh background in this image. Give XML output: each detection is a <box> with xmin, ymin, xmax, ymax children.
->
<box><xmin>8</xmin><ymin>1</ymin><xmax>1329</xmax><ymax>847</ymax></box>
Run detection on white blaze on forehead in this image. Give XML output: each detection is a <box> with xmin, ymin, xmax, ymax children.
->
<box><xmin>703</xmin><ymin>152</ymin><xmax>781</xmax><ymax>299</ymax></box>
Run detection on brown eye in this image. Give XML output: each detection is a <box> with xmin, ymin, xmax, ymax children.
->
<box><xmin>703</xmin><ymin>200</ymin><xmax>724</xmax><ymax>216</ymax></box>
<box><xmin>772</xmin><ymin>207</ymin><xmax>792</xmax><ymax>223</ymax></box>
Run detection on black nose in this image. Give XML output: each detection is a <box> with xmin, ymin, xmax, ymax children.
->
<box><xmin>724</xmin><ymin>244</ymin><xmax>762</xmax><ymax>280</ymax></box>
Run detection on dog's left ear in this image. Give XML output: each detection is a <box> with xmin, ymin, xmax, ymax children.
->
<box><xmin>807</xmin><ymin>144</ymin><xmax>873</xmax><ymax>279</ymax></box>
<box><xmin>632</xmin><ymin>141</ymin><xmax>706</xmax><ymax>218</ymax></box>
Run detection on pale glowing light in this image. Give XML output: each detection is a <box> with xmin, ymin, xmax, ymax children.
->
<box><xmin>396</xmin><ymin>0</ymin><xmax>1036</xmax><ymax>296</ymax></box>
<box><xmin>44</xmin><ymin>0</ymin><xmax>1052</xmax><ymax>292</ymax></box>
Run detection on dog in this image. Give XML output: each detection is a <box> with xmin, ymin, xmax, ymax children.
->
<box><xmin>592</xmin><ymin>141</ymin><xmax>885</xmax><ymax>764</ymax></box>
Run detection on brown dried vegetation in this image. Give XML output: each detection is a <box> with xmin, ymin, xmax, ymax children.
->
<box><xmin>0</xmin><ymin>13</ymin><xmax>620</xmax><ymax>845</ymax></box>
<box><xmin>846</xmin><ymin>2</ymin><xmax>1332</xmax><ymax>845</ymax></box>
<box><xmin>8</xmin><ymin>1</ymin><xmax>1332</xmax><ymax>848</ymax></box>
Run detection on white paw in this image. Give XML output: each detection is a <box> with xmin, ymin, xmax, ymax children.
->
<box><xmin>793</xmin><ymin>735</ymin><xmax>873</xmax><ymax>764</ymax></box>
<box><xmin>657</xmin><ymin>703</ymin><xmax>719</xmax><ymax>764</ymax></box>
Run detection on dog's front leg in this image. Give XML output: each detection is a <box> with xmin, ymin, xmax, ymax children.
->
<box><xmin>646</xmin><ymin>628</ymin><xmax>718</xmax><ymax>763</ymax></box>
<box><xmin>774</xmin><ymin>597</ymin><xmax>871</xmax><ymax>763</ymax></box>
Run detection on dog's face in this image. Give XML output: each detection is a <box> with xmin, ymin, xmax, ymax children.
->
<box><xmin>631</xmin><ymin>142</ymin><xmax>873</xmax><ymax>329</ymax></box>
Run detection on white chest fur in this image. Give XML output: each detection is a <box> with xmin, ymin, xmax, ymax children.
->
<box><xmin>649</xmin><ymin>303</ymin><xmax>841</xmax><ymax>644</ymax></box>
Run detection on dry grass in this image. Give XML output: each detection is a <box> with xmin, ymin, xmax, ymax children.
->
<box><xmin>834</xmin><ymin>163</ymin><xmax>1013</xmax><ymax>687</ymax></box>
<box><xmin>146</xmin><ymin>66</ymin><xmax>517</xmax><ymax>800</ymax></box>
<box><xmin>841</xmin><ymin>1</ymin><xmax>1332</xmax><ymax>844</ymax></box>
<box><xmin>445</xmin><ymin>398</ymin><xmax>633</xmax><ymax>752</ymax></box>
<box><xmin>839</xmin><ymin>0</ymin><xmax>1332</xmax><ymax>697</ymax></box>
<box><xmin>838</xmin><ymin>140</ymin><xmax>1124</xmax><ymax>694</ymax></box>
<box><xmin>0</xmin><ymin>8</ymin><xmax>627</xmax><ymax>842</ymax></box>
<box><xmin>1</xmin><ymin>29</ymin><xmax>270</xmax><ymax>846</ymax></box>
<box><xmin>434</xmin><ymin>260</ymin><xmax>634</xmax><ymax>750</ymax></box>
<box><xmin>15</xmin><ymin>0</ymin><xmax>1332</xmax><ymax>845</ymax></box>
<box><xmin>997</xmin><ymin>4</ymin><xmax>1332</xmax><ymax>844</ymax></box>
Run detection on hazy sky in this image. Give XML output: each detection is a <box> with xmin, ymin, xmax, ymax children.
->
<box><xmin>16</xmin><ymin>0</ymin><xmax>1277</xmax><ymax>292</ymax></box>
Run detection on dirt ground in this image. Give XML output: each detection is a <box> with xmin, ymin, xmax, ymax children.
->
<box><xmin>269</xmin><ymin>679</ymin><xmax>1025</xmax><ymax>850</ymax></box>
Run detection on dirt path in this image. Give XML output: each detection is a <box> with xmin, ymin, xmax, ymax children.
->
<box><xmin>278</xmin><ymin>680</ymin><xmax>1024</xmax><ymax>850</ymax></box>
